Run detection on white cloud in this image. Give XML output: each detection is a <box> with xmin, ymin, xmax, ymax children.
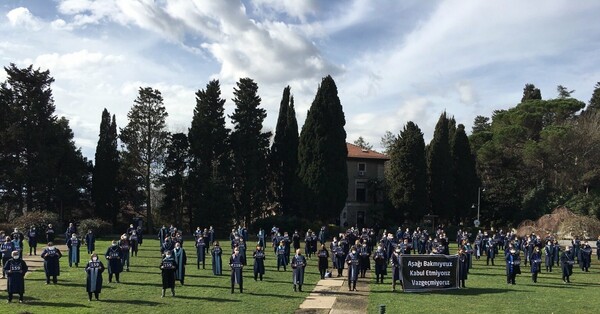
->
<box><xmin>25</xmin><ymin>50</ymin><xmax>124</xmax><ymax>76</ymax></box>
<box><xmin>6</xmin><ymin>7</ymin><xmax>42</xmax><ymax>30</ymax></box>
<box><xmin>456</xmin><ymin>81</ymin><xmax>477</xmax><ymax>106</ymax></box>
<box><xmin>251</xmin><ymin>0</ymin><xmax>318</xmax><ymax>22</ymax></box>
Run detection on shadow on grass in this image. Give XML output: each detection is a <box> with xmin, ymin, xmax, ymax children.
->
<box><xmin>183</xmin><ymin>283</ymin><xmax>231</xmax><ymax>290</ymax></box>
<box><xmin>24</xmin><ymin>296</ymin><xmax>90</xmax><ymax>308</ymax></box>
<box><xmin>173</xmin><ymin>295</ymin><xmax>240</xmax><ymax>302</ymax></box>
<box><xmin>118</xmin><ymin>281</ymin><xmax>162</xmax><ymax>288</ymax></box>
<box><xmin>100</xmin><ymin>299</ymin><xmax>162</xmax><ymax>306</ymax></box>
<box><xmin>245</xmin><ymin>291</ymin><xmax>304</xmax><ymax>298</ymax></box>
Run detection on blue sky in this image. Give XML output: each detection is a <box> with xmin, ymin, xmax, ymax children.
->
<box><xmin>1</xmin><ymin>0</ymin><xmax>600</xmax><ymax>159</ymax></box>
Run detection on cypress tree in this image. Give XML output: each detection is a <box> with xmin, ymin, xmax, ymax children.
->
<box><xmin>270</xmin><ymin>86</ymin><xmax>299</xmax><ymax>216</ymax></box>
<box><xmin>521</xmin><ymin>83</ymin><xmax>542</xmax><ymax>102</ymax></box>
<box><xmin>586</xmin><ymin>82</ymin><xmax>600</xmax><ymax>114</ymax></box>
<box><xmin>387</xmin><ymin>122</ymin><xmax>427</xmax><ymax>222</ymax></box>
<box><xmin>188</xmin><ymin>80</ymin><xmax>231</xmax><ymax>231</ymax></box>
<box><xmin>230</xmin><ymin>78</ymin><xmax>271</xmax><ymax>225</ymax></box>
<box><xmin>92</xmin><ymin>109</ymin><xmax>119</xmax><ymax>224</ymax></box>
<box><xmin>451</xmin><ymin>124</ymin><xmax>479</xmax><ymax>222</ymax></box>
<box><xmin>298</xmin><ymin>75</ymin><xmax>348</xmax><ymax>222</ymax></box>
<box><xmin>427</xmin><ymin>111</ymin><xmax>454</xmax><ymax>218</ymax></box>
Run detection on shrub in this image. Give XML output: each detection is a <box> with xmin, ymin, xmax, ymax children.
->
<box><xmin>10</xmin><ymin>211</ymin><xmax>60</xmax><ymax>233</ymax></box>
<box><xmin>78</xmin><ymin>218</ymin><xmax>113</xmax><ymax>237</ymax></box>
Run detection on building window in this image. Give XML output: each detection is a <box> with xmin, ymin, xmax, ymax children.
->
<box><xmin>356</xmin><ymin>181</ymin><xmax>367</xmax><ymax>202</ymax></box>
<box><xmin>358</xmin><ymin>163</ymin><xmax>366</xmax><ymax>176</ymax></box>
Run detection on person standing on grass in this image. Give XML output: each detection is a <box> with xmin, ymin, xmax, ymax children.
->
<box><xmin>230</xmin><ymin>247</ymin><xmax>244</xmax><ymax>294</ymax></box>
<box><xmin>486</xmin><ymin>235</ymin><xmax>496</xmax><ymax>266</ymax></box>
<box><xmin>173</xmin><ymin>242</ymin><xmax>186</xmax><ymax>285</ymax></box>
<box><xmin>130</xmin><ymin>231</ymin><xmax>139</xmax><ymax>257</ymax></box>
<box><xmin>317</xmin><ymin>244</ymin><xmax>329</xmax><ymax>279</ymax></box>
<box><xmin>65</xmin><ymin>222</ymin><xmax>76</xmax><ymax>239</ymax></box>
<box><xmin>390</xmin><ymin>248</ymin><xmax>401</xmax><ymax>292</ymax></box>
<box><xmin>212</xmin><ymin>241</ymin><xmax>223</xmax><ymax>275</ymax></box>
<box><xmin>373</xmin><ymin>244</ymin><xmax>387</xmax><ymax>284</ymax></box>
<box><xmin>158</xmin><ymin>225</ymin><xmax>168</xmax><ymax>249</ymax></box>
<box><xmin>160</xmin><ymin>250</ymin><xmax>177</xmax><ymax>298</ymax></box>
<box><xmin>4</xmin><ymin>250</ymin><xmax>28</xmax><ymax>303</ymax></box>
<box><xmin>85</xmin><ymin>230</ymin><xmax>96</xmax><ymax>255</ymax></box>
<box><xmin>580</xmin><ymin>241</ymin><xmax>592</xmax><ymax>272</ymax></box>
<box><xmin>118</xmin><ymin>234</ymin><xmax>130</xmax><ymax>272</ymax></box>
<box><xmin>530</xmin><ymin>247</ymin><xmax>542</xmax><ymax>283</ymax></box>
<box><xmin>561</xmin><ymin>245</ymin><xmax>574</xmax><ymax>283</ymax></box>
<box><xmin>11</xmin><ymin>228</ymin><xmax>24</xmax><ymax>259</ymax></box>
<box><xmin>85</xmin><ymin>253</ymin><xmax>105</xmax><ymax>301</ymax></box>
<box><xmin>66</xmin><ymin>233</ymin><xmax>81</xmax><ymax>267</ymax></box>
<box><xmin>457</xmin><ymin>247</ymin><xmax>468</xmax><ymax>288</ymax></box>
<box><xmin>105</xmin><ymin>240</ymin><xmax>123</xmax><ymax>283</ymax></box>
<box><xmin>27</xmin><ymin>226</ymin><xmax>38</xmax><ymax>256</ymax></box>
<box><xmin>291</xmin><ymin>249</ymin><xmax>307</xmax><ymax>292</ymax></box>
<box><xmin>1</xmin><ymin>236</ymin><xmax>15</xmax><ymax>279</ymax></box>
<box><xmin>596</xmin><ymin>236</ymin><xmax>600</xmax><ymax>261</ymax></box>
<box><xmin>505</xmin><ymin>247</ymin><xmax>521</xmax><ymax>285</ymax></box>
<box><xmin>544</xmin><ymin>241</ymin><xmax>554</xmax><ymax>272</ymax></box>
<box><xmin>195</xmin><ymin>236</ymin><xmax>206</xmax><ymax>269</ymax></box>
<box><xmin>41</xmin><ymin>242</ymin><xmax>62</xmax><ymax>284</ymax></box>
<box><xmin>252</xmin><ymin>245</ymin><xmax>265</xmax><ymax>281</ymax></box>
<box><xmin>276</xmin><ymin>240</ymin><xmax>287</xmax><ymax>271</ymax></box>
<box><xmin>46</xmin><ymin>224</ymin><xmax>55</xmax><ymax>243</ymax></box>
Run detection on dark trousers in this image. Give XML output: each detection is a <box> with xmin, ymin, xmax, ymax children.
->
<box><xmin>319</xmin><ymin>267</ymin><xmax>326</xmax><ymax>279</ymax></box>
<box><xmin>532</xmin><ymin>272</ymin><xmax>538</xmax><ymax>283</ymax></box>
<box><xmin>8</xmin><ymin>292</ymin><xmax>23</xmax><ymax>302</ymax></box>
<box><xmin>507</xmin><ymin>272</ymin><xmax>516</xmax><ymax>284</ymax></box>
<box><xmin>108</xmin><ymin>272</ymin><xmax>120</xmax><ymax>283</ymax></box>
<box><xmin>29</xmin><ymin>245</ymin><xmax>37</xmax><ymax>255</ymax></box>
<box><xmin>546</xmin><ymin>264</ymin><xmax>553</xmax><ymax>272</ymax></box>
<box><xmin>253</xmin><ymin>272</ymin><xmax>263</xmax><ymax>281</ymax></box>
<box><xmin>487</xmin><ymin>256</ymin><xmax>494</xmax><ymax>265</ymax></box>
<box><xmin>88</xmin><ymin>292</ymin><xmax>99</xmax><ymax>300</ymax></box>
<box><xmin>46</xmin><ymin>274</ymin><xmax>57</xmax><ymax>284</ymax></box>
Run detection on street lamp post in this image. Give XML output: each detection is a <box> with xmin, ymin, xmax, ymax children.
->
<box><xmin>472</xmin><ymin>187</ymin><xmax>484</xmax><ymax>227</ymax></box>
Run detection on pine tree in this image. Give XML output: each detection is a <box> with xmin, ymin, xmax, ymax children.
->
<box><xmin>427</xmin><ymin>111</ymin><xmax>454</xmax><ymax>218</ymax></box>
<box><xmin>188</xmin><ymin>79</ymin><xmax>231</xmax><ymax>231</ymax></box>
<box><xmin>353</xmin><ymin>136</ymin><xmax>373</xmax><ymax>150</ymax></box>
<box><xmin>298</xmin><ymin>75</ymin><xmax>348</xmax><ymax>222</ymax></box>
<box><xmin>230</xmin><ymin>78</ymin><xmax>271</xmax><ymax>225</ymax></box>
<box><xmin>521</xmin><ymin>83</ymin><xmax>542</xmax><ymax>102</ymax></box>
<box><xmin>160</xmin><ymin>133</ymin><xmax>189</xmax><ymax>228</ymax></box>
<box><xmin>270</xmin><ymin>86</ymin><xmax>299</xmax><ymax>216</ymax></box>
<box><xmin>451</xmin><ymin>124</ymin><xmax>479</xmax><ymax>222</ymax></box>
<box><xmin>92</xmin><ymin>109</ymin><xmax>119</xmax><ymax>224</ymax></box>
<box><xmin>120</xmin><ymin>87</ymin><xmax>170</xmax><ymax>233</ymax></box>
<box><xmin>586</xmin><ymin>82</ymin><xmax>600</xmax><ymax>113</ymax></box>
<box><xmin>387</xmin><ymin>122</ymin><xmax>427</xmax><ymax>222</ymax></box>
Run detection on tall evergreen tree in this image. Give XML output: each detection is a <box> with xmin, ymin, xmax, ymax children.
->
<box><xmin>229</xmin><ymin>78</ymin><xmax>271</xmax><ymax>225</ymax></box>
<box><xmin>0</xmin><ymin>64</ymin><xmax>89</xmax><ymax>216</ymax></box>
<box><xmin>427</xmin><ymin>111</ymin><xmax>454</xmax><ymax>218</ymax></box>
<box><xmin>92</xmin><ymin>109</ymin><xmax>119</xmax><ymax>224</ymax></box>
<box><xmin>451</xmin><ymin>124</ymin><xmax>479</xmax><ymax>222</ymax></box>
<box><xmin>380</xmin><ymin>130</ymin><xmax>397</xmax><ymax>154</ymax></box>
<box><xmin>120</xmin><ymin>87</ymin><xmax>170</xmax><ymax>233</ymax></box>
<box><xmin>188</xmin><ymin>79</ymin><xmax>231</xmax><ymax>231</ymax></box>
<box><xmin>270</xmin><ymin>86</ymin><xmax>299</xmax><ymax>216</ymax></box>
<box><xmin>386</xmin><ymin>122</ymin><xmax>427</xmax><ymax>222</ymax></box>
<box><xmin>586</xmin><ymin>82</ymin><xmax>600</xmax><ymax>113</ymax></box>
<box><xmin>160</xmin><ymin>133</ymin><xmax>189</xmax><ymax>228</ymax></box>
<box><xmin>521</xmin><ymin>83</ymin><xmax>542</xmax><ymax>102</ymax></box>
<box><xmin>298</xmin><ymin>75</ymin><xmax>348</xmax><ymax>222</ymax></box>
<box><xmin>353</xmin><ymin>136</ymin><xmax>373</xmax><ymax>150</ymax></box>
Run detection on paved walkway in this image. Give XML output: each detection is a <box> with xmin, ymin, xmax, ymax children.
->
<box><xmin>0</xmin><ymin>245</ymin><xmax>67</xmax><ymax>291</ymax></box>
<box><xmin>296</xmin><ymin>269</ymin><xmax>371</xmax><ymax>314</ymax></box>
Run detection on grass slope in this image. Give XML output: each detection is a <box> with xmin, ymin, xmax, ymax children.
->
<box><xmin>1</xmin><ymin>239</ymin><xmax>320</xmax><ymax>313</ymax></box>
<box><xmin>369</xmin><ymin>248</ymin><xmax>600</xmax><ymax>314</ymax></box>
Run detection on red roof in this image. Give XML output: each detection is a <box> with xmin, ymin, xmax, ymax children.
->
<box><xmin>347</xmin><ymin>143</ymin><xmax>389</xmax><ymax>160</ymax></box>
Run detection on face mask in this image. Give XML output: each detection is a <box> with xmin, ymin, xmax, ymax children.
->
<box><xmin>166</xmin><ymin>255</ymin><xmax>171</xmax><ymax>258</ymax></box>
<box><xmin>92</xmin><ymin>257</ymin><xmax>98</xmax><ymax>261</ymax></box>
<box><xmin>13</xmin><ymin>256</ymin><xmax>19</xmax><ymax>260</ymax></box>
<box><xmin>352</xmin><ymin>251</ymin><xmax>357</xmax><ymax>254</ymax></box>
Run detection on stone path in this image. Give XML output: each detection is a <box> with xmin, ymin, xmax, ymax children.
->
<box><xmin>0</xmin><ymin>245</ymin><xmax>68</xmax><ymax>291</ymax></box>
<box><xmin>296</xmin><ymin>269</ymin><xmax>371</xmax><ymax>314</ymax></box>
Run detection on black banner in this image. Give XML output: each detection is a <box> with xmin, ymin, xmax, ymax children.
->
<box><xmin>400</xmin><ymin>254</ymin><xmax>460</xmax><ymax>292</ymax></box>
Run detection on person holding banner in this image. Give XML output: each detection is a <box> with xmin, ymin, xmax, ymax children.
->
<box><xmin>253</xmin><ymin>245</ymin><xmax>265</xmax><ymax>281</ymax></box>
<box><xmin>530</xmin><ymin>246</ymin><xmax>542</xmax><ymax>283</ymax></box>
<box><xmin>390</xmin><ymin>248</ymin><xmax>402</xmax><ymax>292</ymax></box>
<box><xmin>85</xmin><ymin>253</ymin><xmax>105</xmax><ymax>301</ymax></box>
<box><xmin>230</xmin><ymin>247</ymin><xmax>244</xmax><ymax>293</ymax></box>
<box><xmin>561</xmin><ymin>245</ymin><xmax>574</xmax><ymax>283</ymax></box>
<box><xmin>346</xmin><ymin>246</ymin><xmax>360</xmax><ymax>291</ymax></box>
<box><xmin>160</xmin><ymin>250</ymin><xmax>177</xmax><ymax>297</ymax></box>
<box><xmin>4</xmin><ymin>250</ymin><xmax>28</xmax><ymax>303</ymax></box>
<box><xmin>505</xmin><ymin>247</ymin><xmax>521</xmax><ymax>285</ymax></box>
<box><xmin>373</xmin><ymin>244</ymin><xmax>387</xmax><ymax>284</ymax></box>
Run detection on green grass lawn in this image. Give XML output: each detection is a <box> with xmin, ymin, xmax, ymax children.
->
<box><xmin>1</xmin><ymin>239</ymin><xmax>320</xmax><ymax>313</ymax></box>
<box><xmin>369</xmin><ymin>248</ymin><xmax>600</xmax><ymax>314</ymax></box>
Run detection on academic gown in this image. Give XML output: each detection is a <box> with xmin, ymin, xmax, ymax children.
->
<box><xmin>276</xmin><ymin>246</ymin><xmax>287</xmax><ymax>268</ymax></box>
<box><xmin>160</xmin><ymin>256</ymin><xmax>177</xmax><ymax>289</ymax></box>
<box><xmin>544</xmin><ymin>245</ymin><xmax>553</xmax><ymax>268</ymax></box>
<box><xmin>458</xmin><ymin>253</ymin><xmax>468</xmax><ymax>282</ymax></box>
<box><xmin>66</xmin><ymin>237</ymin><xmax>81</xmax><ymax>266</ymax></box>
<box><xmin>359</xmin><ymin>247</ymin><xmax>370</xmax><ymax>271</ymax></box>
<box><xmin>317</xmin><ymin>249</ymin><xmax>329</xmax><ymax>271</ymax></box>
<box><xmin>373</xmin><ymin>250</ymin><xmax>387</xmax><ymax>276</ymax></box>
<box><xmin>41</xmin><ymin>247</ymin><xmax>62</xmax><ymax>276</ymax></box>
<box><xmin>390</xmin><ymin>253</ymin><xmax>401</xmax><ymax>281</ymax></box>
<box><xmin>173</xmin><ymin>248</ymin><xmax>186</xmax><ymax>282</ymax></box>
<box><xmin>253</xmin><ymin>250</ymin><xmax>265</xmax><ymax>276</ymax></box>
<box><xmin>291</xmin><ymin>254</ymin><xmax>307</xmax><ymax>285</ymax></box>
<box><xmin>346</xmin><ymin>253</ymin><xmax>360</xmax><ymax>282</ymax></box>
<box><xmin>105</xmin><ymin>245</ymin><xmax>123</xmax><ymax>274</ymax></box>
<box><xmin>530</xmin><ymin>252</ymin><xmax>542</xmax><ymax>273</ymax></box>
<box><xmin>46</xmin><ymin>228</ymin><xmax>55</xmax><ymax>243</ymax></box>
<box><xmin>560</xmin><ymin>251</ymin><xmax>574</xmax><ymax>278</ymax></box>
<box><xmin>85</xmin><ymin>233</ymin><xmax>96</xmax><ymax>254</ymax></box>
<box><xmin>196</xmin><ymin>239</ymin><xmax>206</xmax><ymax>267</ymax></box>
<box><xmin>85</xmin><ymin>260</ymin><xmax>105</xmax><ymax>293</ymax></box>
<box><xmin>4</xmin><ymin>258</ymin><xmax>28</xmax><ymax>294</ymax></box>
<box><xmin>230</xmin><ymin>254</ymin><xmax>244</xmax><ymax>287</ymax></box>
<box><xmin>506</xmin><ymin>252</ymin><xmax>521</xmax><ymax>275</ymax></box>
<box><xmin>211</xmin><ymin>246</ymin><xmax>223</xmax><ymax>275</ymax></box>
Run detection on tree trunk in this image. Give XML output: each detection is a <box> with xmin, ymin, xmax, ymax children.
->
<box><xmin>146</xmin><ymin>162</ymin><xmax>153</xmax><ymax>234</ymax></box>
